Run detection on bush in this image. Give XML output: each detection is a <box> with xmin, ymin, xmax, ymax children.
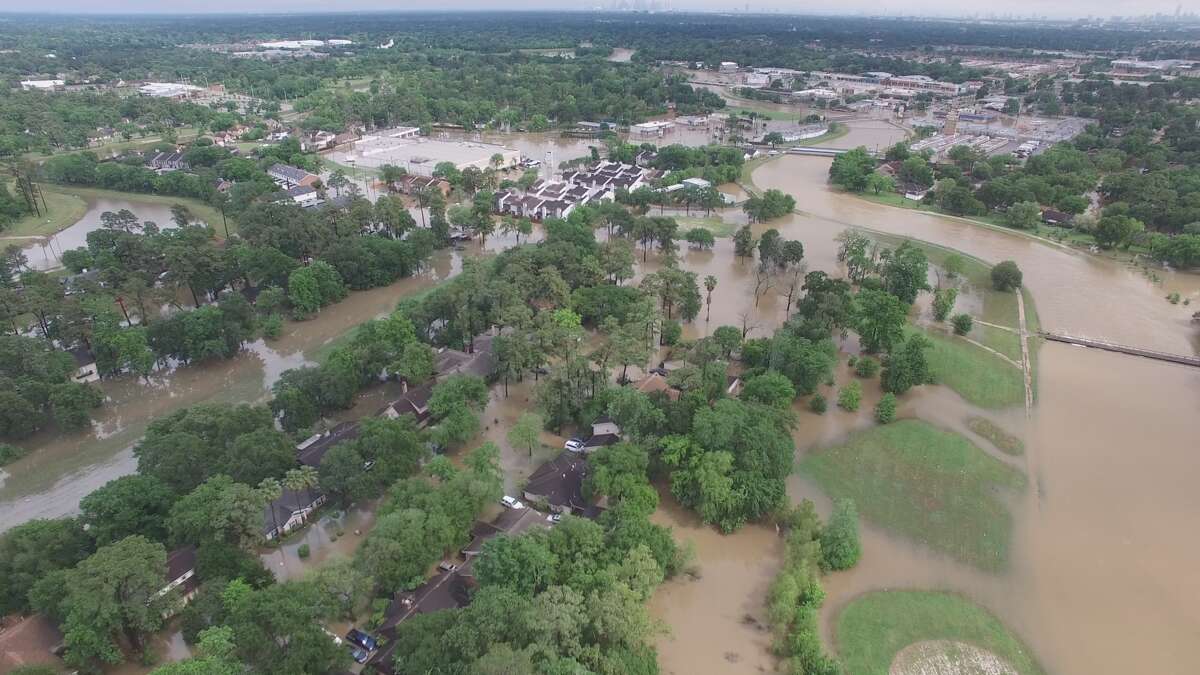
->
<box><xmin>952</xmin><ymin>313</ymin><xmax>973</xmax><ymax>336</ymax></box>
<box><xmin>809</xmin><ymin>394</ymin><xmax>827</xmax><ymax>414</ymax></box>
<box><xmin>261</xmin><ymin>314</ymin><xmax>284</xmax><ymax>340</ymax></box>
<box><xmin>847</xmin><ymin>355</ymin><xmax>858</xmax><ymax>367</ymax></box>
<box><xmin>297</xmin><ymin>543</ymin><xmax>310</xmax><ymax>559</ymax></box>
<box><xmin>837</xmin><ymin>381</ymin><xmax>861</xmax><ymax>411</ymax></box>
<box><xmin>991</xmin><ymin>260</ymin><xmax>1022</xmax><ymax>292</ymax></box>
<box><xmin>874</xmin><ymin>393</ymin><xmax>897</xmax><ymax>424</ymax></box>
<box><xmin>853</xmin><ymin>356</ymin><xmax>879</xmax><ymax>379</ymax></box>
<box><xmin>932</xmin><ymin>287</ymin><xmax>957</xmax><ymax>322</ymax></box>
<box><xmin>660</xmin><ymin>320</ymin><xmax>682</xmax><ymax>346</ymax></box>
<box><xmin>820</xmin><ymin>499</ymin><xmax>861</xmax><ymax>571</ymax></box>
<box><xmin>0</xmin><ymin>442</ymin><xmax>31</xmax><ymax>466</ymax></box>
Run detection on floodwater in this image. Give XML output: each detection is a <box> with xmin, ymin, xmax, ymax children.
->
<box><xmin>606</xmin><ymin>47</ymin><xmax>636</xmax><ymax>63</ymax></box>
<box><xmin>650</xmin><ymin>127</ymin><xmax>1200</xmax><ymax>675</ymax></box>
<box><xmin>261</xmin><ymin>503</ymin><xmax>378</xmax><ymax>582</ymax></box>
<box><xmin>18</xmin><ymin>197</ymin><xmax>196</xmax><ymax>271</ymax></box>
<box><xmin>0</xmin><ymin>247</ymin><xmax>470</xmax><ymax>531</ymax></box>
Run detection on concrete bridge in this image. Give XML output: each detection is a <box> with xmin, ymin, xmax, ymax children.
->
<box><xmin>1040</xmin><ymin>332</ymin><xmax>1200</xmax><ymax>368</ymax></box>
<box><xmin>785</xmin><ymin>146</ymin><xmax>878</xmax><ymax>157</ymax></box>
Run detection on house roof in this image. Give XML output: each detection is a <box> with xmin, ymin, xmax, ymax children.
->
<box><xmin>263</xmin><ymin>487</ymin><xmax>323</xmax><ymax>534</ymax></box>
<box><xmin>583</xmin><ymin>433</ymin><xmax>620</xmax><ymax>449</ymax></box>
<box><xmin>268</xmin><ymin>163</ymin><xmax>312</xmax><ymax>183</ymax></box>
<box><xmin>524</xmin><ymin>450</ymin><xmax>591</xmax><ymax>512</ymax></box>
<box><xmin>165</xmin><ymin>545</ymin><xmax>196</xmax><ymax>582</ymax></box>
<box><xmin>286</xmin><ymin>185</ymin><xmax>318</xmax><ymax>197</ymax></box>
<box><xmin>635</xmin><ymin>372</ymin><xmax>680</xmax><ymax>401</ymax></box>
<box><xmin>67</xmin><ymin>345</ymin><xmax>96</xmax><ymax>367</ymax></box>
<box><xmin>296</xmin><ymin>421</ymin><xmax>360</xmax><ymax>468</ymax></box>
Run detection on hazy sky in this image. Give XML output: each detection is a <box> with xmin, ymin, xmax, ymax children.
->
<box><xmin>5</xmin><ymin>1</ymin><xmax>1193</xmax><ymax>20</ymax></box>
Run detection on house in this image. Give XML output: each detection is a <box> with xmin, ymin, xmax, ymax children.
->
<box><xmin>285</xmin><ymin>185</ymin><xmax>321</xmax><ymax>206</ymax></box>
<box><xmin>300</xmin><ymin>130</ymin><xmax>338</xmax><ymax>152</ymax></box>
<box><xmin>461</xmin><ymin>507</ymin><xmax>551</xmax><ymax>560</ymax></box>
<box><xmin>635</xmin><ymin>149</ymin><xmax>659</xmax><ymax>167</ymax></box>
<box><xmin>393</xmin><ymin>174</ymin><xmax>450</xmax><ymax>197</ymax></box>
<box><xmin>263</xmin><ymin>487</ymin><xmax>326</xmax><ymax>540</ymax></box>
<box><xmin>268</xmin><ymin>163</ymin><xmax>319</xmax><ymax>188</ymax></box>
<box><xmin>67</xmin><ymin>345</ymin><xmax>99</xmax><ymax>383</ymax></box>
<box><xmin>1041</xmin><ymin>208</ymin><xmax>1074</xmax><ymax>227</ymax></box>
<box><xmin>522</xmin><ymin>450</ymin><xmax>594</xmax><ymax>514</ymax></box>
<box><xmin>156</xmin><ymin>546</ymin><xmax>199</xmax><ymax>609</ymax></box>
<box><xmin>366</xmin><ymin>569</ymin><xmax>472</xmax><ymax>674</ymax></box>
<box><xmin>144</xmin><ymin>150</ymin><xmax>190</xmax><ymax>173</ymax></box>
<box><xmin>296</xmin><ymin>421</ymin><xmax>361</xmax><ymax>468</ymax></box>
<box><xmin>681</xmin><ymin>177</ymin><xmax>712</xmax><ymax>190</ymax></box>
<box><xmin>635</xmin><ymin>372</ymin><xmax>680</xmax><ymax>402</ymax></box>
<box><xmin>378</xmin><ymin>381</ymin><xmax>434</xmax><ymax>427</ymax></box>
<box><xmin>580</xmin><ymin>415</ymin><xmax>621</xmax><ymax>453</ymax></box>
<box><xmin>719</xmin><ymin>61</ymin><xmax>739</xmax><ymax>72</ymax></box>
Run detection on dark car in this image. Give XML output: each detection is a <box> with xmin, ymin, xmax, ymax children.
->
<box><xmin>345</xmin><ymin>628</ymin><xmax>378</xmax><ymax>652</ymax></box>
<box><xmin>351</xmin><ymin>646</ymin><xmax>370</xmax><ymax>664</ymax></box>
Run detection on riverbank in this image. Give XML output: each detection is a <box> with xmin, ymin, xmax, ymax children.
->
<box><xmin>799</xmin><ymin>419</ymin><xmax>1027</xmax><ymax>572</ymax></box>
<box><xmin>834</xmin><ymin>590</ymin><xmax>1046</xmax><ymax>675</ymax></box>
<box><xmin>0</xmin><ymin>183</ymin><xmax>89</xmax><ymax>239</ymax></box>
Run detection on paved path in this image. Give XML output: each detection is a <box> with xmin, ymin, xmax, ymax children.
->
<box><xmin>1015</xmin><ymin>290</ymin><xmax>1034</xmax><ymax>414</ymax></box>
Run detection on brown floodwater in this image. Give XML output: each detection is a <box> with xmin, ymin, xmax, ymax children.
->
<box><xmin>18</xmin><ymin>197</ymin><xmax>195</xmax><ymax>271</ymax></box>
<box><xmin>649</xmin><ymin>136</ymin><xmax>1200</xmax><ymax>675</ymax></box>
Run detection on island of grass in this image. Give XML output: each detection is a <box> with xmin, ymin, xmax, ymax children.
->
<box><xmin>967</xmin><ymin>416</ymin><xmax>1025</xmax><ymax>456</ymax></box>
<box><xmin>799</xmin><ymin>420</ymin><xmax>1025</xmax><ymax>571</ymax></box>
<box><xmin>835</xmin><ymin>590</ymin><xmax>1045</xmax><ymax>675</ymax></box>
<box><xmin>917</xmin><ymin>326</ymin><xmax>1026</xmax><ymax>410</ymax></box>
<box><xmin>674</xmin><ymin>214</ymin><xmax>738</xmax><ymax>238</ymax></box>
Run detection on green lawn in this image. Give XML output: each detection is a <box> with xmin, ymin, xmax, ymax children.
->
<box><xmin>920</xmin><ymin>327</ymin><xmax>1025</xmax><ymax>409</ymax></box>
<box><xmin>966</xmin><ymin>416</ymin><xmax>1025</xmax><ymax>457</ymax></box>
<box><xmin>835</xmin><ymin>591</ymin><xmax>1045</xmax><ymax>675</ymax></box>
<box><xmin>674</xmin><ymin>215</ymin><xmax>738</xmax><ymax>238</ymax></box>
<box><xmin>0</xmin><ymin>183</ymin><xmax>89</xmax><ymax>238</ymax></box>
<box><xmin>799</xmin><ymin>419</ymin><xmax>1026</xmax><ymax>571</ymax></box>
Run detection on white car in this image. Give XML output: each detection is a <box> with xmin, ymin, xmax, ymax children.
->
<box><xmin>546</xmin><ymin>513</ymin><xmax>563</xmax><ymax>523</ymax></box>
<box><xmin>501</xmin><ymin>495</ymin><xmax>524</xmax><ymax>509</ymax></box>
<box><xmin>564</xmin><ymin>438</ymin><xmax>585</xmax><ymax>452</ymax></box>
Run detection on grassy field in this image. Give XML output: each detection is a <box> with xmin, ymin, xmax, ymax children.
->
<box><xmin>800</xmin><ymin>419</ymin><xmax>1026</xmax><ymax>571</ymax></box>
<box><xmin>920</xmin><ymin>327</ymin><xmax>1026</xmax><ymax>409</ymax></box>
<box><xmin>835</xmin><ymin>591</ymin><xmax>1046</xmax><ymax>675</ymax></box>
<box><xmin>0</xmin><ymin>184</ymin><xmax>88</xmax><ymax>238</ymax></box>
<box><xmin>967</xmin><ymin>416</ymin><xmax>1025</xmax><ymax>456</ymax></box>
<box><xmin>674</xmin><ymin>214</ymin><xmax>738</xmax><ymax>238</ymax></box>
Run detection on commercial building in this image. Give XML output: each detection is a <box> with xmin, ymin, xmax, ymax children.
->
<box><xmin>138</xmin><ymin>82</ymin><xmax>203</xmax><ymax>98</ymax></box>
<box><xmin>339</xmin><ymin>128</ymin><xmax>519</xmax><ymax>176</ymax></box>
<box><xmin>20</xmin><ymin>79</ymin><xmax>65</xmax><ymax>91</ymax></box>
<box><xmin>631</xmin><ymin>120</ymin><xmax>675</xmax><ymax>136</ymax></box>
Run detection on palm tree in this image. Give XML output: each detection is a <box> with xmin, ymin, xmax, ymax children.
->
<box><xmin>704</xmin><ymin>275</ymin><xmax>717</xmax><ymax>322</ymax></box>
<box><xmin>415</xmin><ymin>187</ymin><xmax>432</xmax><ymax>228</ymax></box>
<box><xmin>258</xmin><ymin>477</ymin><xmax>283</xmax><ymax>541</ymax></box>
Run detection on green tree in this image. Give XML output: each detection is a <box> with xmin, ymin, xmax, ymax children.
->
<box><xmin>878</xmin><ymin>241</ymin><xmax>929</xmax><ymax>305</ymax></box>
<box><xmin>168</xmin><ymin>476</ymin><xmax>270</xmax><ymax>552</ymax></box>
<box><xmin>820</xmin><ymin>499</ymin><xmax>861</xmax><ymax>571</ymax></box>
<box><xmin>829</xmin><ymin>147</ymin><xmax>876</xmax><ymax>192</ymax></box>
<box><xmin>881</xmin><ymin>334</ymin><xmax>931</xmax><ymax>396</ymax></box>
<box><xmin>874</xmin><ymin>393</ymin><xmax>898</xmax><ymax>424</ymax></box>
<box><xmin>739</xmin><ymin>371</ymin><xmax>797</xmax><ymax>409</ymax></box>
<box><xmin>951</xmin><ymin>313</ymin><xmax>974</xmax><ymax>335</ymax></box>
<box><xmin>854</xmin><ymin>289</ymin><xmax>907</xmax><ymax>353</ymax></box>
<box><xmin>150</xmin><ymin>626</ymin><xmax>242</xmax><ymax>675</ymax></box>
<box><xmin>853</xmin><ymin>356</ymin><xmax>879</xmax><ymax>378</ymax></box>
<box><xmin>47</xmin><ymin>536</ymin><xmax>169</xmax><ymax>669</ymax></box>
<box><xmin>837</xmin><ymin>381</ymin><xmax>862</xmax><ymax>411</ymax></box>
<box><xmin>79</xmin><ymin>474</ymin><xmax>175</xmax><ymax>546</ymax></box>
<box><xmin>1005</xmin><ymin>201</ymin><xmax>1042</xmax><ymax>229</ymax></box>
<box><xmin>932</xmin><ymin>287</ymin><xmax>958</xmax><ymax>322</ymax></box>
<box><xmin>991</xmin><ymin>260</ymin><xmax>1023</xmax><ymax>291</ymax></box>
<box><xmin>508</xmin><ymin>412</ymin><xmax>543</xmax><ymax>458</ymax></box>
<box><xmin>0</xmin><ymin>518</ymin><xmax>93</xmax><ymax>614</ymax></box>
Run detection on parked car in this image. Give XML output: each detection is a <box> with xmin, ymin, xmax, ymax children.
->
<box><xmin>648</xmin><ymin>367</ymin><xmax>669</xmax><ymax>376</ymax></box>
<box><xmin>351</xmin><ymin>646</ymin><xmax>370</xmax><ymax>664</ymax></box>
<box><xmin>564</xmin><ymin>437</ymin><xmax>585</xmax><ymax>452</ymax></box>
<box><xmin>438</xmin><ymin>561</ymin><xmax>459</xmax><ymax>573</ymax></box>
<box><xmin>546</xmin><ymin>513</ymin><xmax>563</xmax><ymax>523</ymax></box>
<box><xmin>345</xmin><ymin>628</ymin><xmax>378</xmax><ymax>652</ymax></box>
<box><xmin>501</xmin><ymin>495</ymin><xmax>524</xmax><ymax>509</ymax></box>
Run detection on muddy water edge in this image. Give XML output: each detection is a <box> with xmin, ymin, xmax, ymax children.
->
<box><xmin>648</xmin><ymin>148</ymin><xmax>1200</xmax><ymax>675</ymax></box>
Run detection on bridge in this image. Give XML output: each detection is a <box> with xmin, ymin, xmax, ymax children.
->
<box><xmin>1039</xmin><ymin>332</ymin><xmax>1200</xmax><ymax>368</ymax></box>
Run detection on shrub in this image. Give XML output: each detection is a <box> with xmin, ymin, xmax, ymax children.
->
<box><xmin>297</xmin><ymin>543</ymin><xmax>310</xmax><ymax>559</ymax></box>
<box><xmin>837</xmin><ymin>381</ymin><xmax>861</xmax><ymax>411</ymax></box>
<box><xmin>261</xmin><ymin>314</ymin><xmax>284</xmax><ymax>339</ymax></box>
<box><xmin>874</xmin><ymin>393</ymin><xmax>897</xmax><ymax>424</ymax></box>
<box><xmin>809</xmin><ymin>394</ymin><xmax>828</xmax><ymax>414</ymax></box>
<box><xmin>853</xmin><ymin>356</ymin><xmax>879</xmax><ymax>378</ymax></box>
<box><xmin>820</xmin><ymin>499</ymin><xmax>861</xmax><ymax>571</ymax></box>
<box><xmin>847</xmin><ymin>355</ymin><xmax>858</xmax><ymax>367</ymax></box>
<box><xmin>0</xmin><ymin>442</ymin><xmax>31</xmax><ymax>466</ymax></box>
<box><xmin>952</xmin><ymin>313</ymin><xmax>974</xmax><ymax>336</ymax></box>
<box><xmin>991</xmin><ymin>260</ymin><xmax>1022</xmax><ymax>291</ymax></box>
<box><xmin>660</xmin><ymin>320</ymin><xmax>682</xmax><ymax>346</ymax></box>
<box><xmin>932</xmin><ymin>287</ymin><xmax>957</xmax><ymax>322</ymax></box>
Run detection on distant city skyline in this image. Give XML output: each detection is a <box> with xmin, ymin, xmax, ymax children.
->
<box><xmin>5</xmin><ymin>2</ymin><xmax>1197</xmax><ymax>21</ymax></box>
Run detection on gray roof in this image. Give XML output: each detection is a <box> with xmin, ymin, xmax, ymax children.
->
<box><xmin>269</xmin><ymin>163</ymin><xmax>312</xmax><ymax>183</ymax></box>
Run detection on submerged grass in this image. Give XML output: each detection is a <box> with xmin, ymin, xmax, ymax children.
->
<box><xmin>966</xmin><ymin>416</ymin><xmax>1025</xmax><ymax>457</ymax></box>
<box><xmin>916</xmin><ymin>327</ymin><xmax>1026</xmax><ymax>410</ymax></box>
<box><xmin>799</xmin><ymin>419</ymin><xmax>1026</xmax><ymax>571</ymax></box>
<box><xmin>834</xmin><ymin>590</ymin><xmax>1046</xmax><ymax>675</ymax></box>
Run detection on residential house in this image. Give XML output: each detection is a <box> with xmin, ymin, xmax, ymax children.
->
<box><xmin>285</xmin><ymin>185</ymin><xmax>321</xmax><ymax>207</ymax></box>
<box><xmin>523</xmin><ymin>450</ymin><xmax>595</xmax><ymax>515</ymax></box>
<box><xmin>268</xmin><ymin>163</ymin><xmax>319</xmax><ymax>188</ymax></box>
<box><xmin>1041</xmin><ymin>208</ymin><xmax>1074</xmax><ymax>227</ymax></box>
<box><xmin>581</xmin><ymin>415</ymin><xmax>621</xmax><ymax>454</ymax></box>
<box><xmin>144</xmin><ymin>150</ymin><xmax>190</xmax><ymax>173</ymax></box>
<box><xmin>635</xmin><ymin>372</ymin><xmax>680</xmax><ymax>402</ymax></box>
<box><xmin>366</xmin><ymin>569</ymin><xmax>472</xmax><ymax>675</ymax></box>
<box><xmin>296</xmin><ymin>421</ymin><xmax>361</xmax><ymax>468</ymax></box>
<box><xmin>156</xmin><ymin>546</ymin><xmax>200</xmax><ymax>611</ymax></box>
<box><xmin>378</xmin><ymin>381</ymin><xmax>434</xmax><ymax>427</ymax></box>
<box><xmin>392</xmin><ymin>174</ymin><xmax>451</xmax><ymax>197</ymax></box>
<box><xmin>300</xmin><ymin>130</ymin><xmax>338</xmax><ymax>152</ymax></box>
<box><xmin>263</xmin><ymin>487</ymin><xmax>326</xmax><ymax>540</ymax></box>
<box><xmin>67</xmin><ymin>345</ymin><xmax>99</xmax><ymax>383</ymax></box>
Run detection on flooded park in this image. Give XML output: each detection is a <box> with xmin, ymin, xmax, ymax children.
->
<box><xmin>4</xmin><ymin>118</ymin><xmax>1199</xmax><ymax>675</ymax></box>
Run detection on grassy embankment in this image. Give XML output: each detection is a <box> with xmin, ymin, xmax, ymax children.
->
<box><xmin>799</xmin><ymin>419</ymin><xmax>1026</xmax><ymax>571</ymax></box>
<box><xmin>967</xmin><ymin>416</ymin><xmax>1025</xmax><ymax>456</ymax></box>
<box><xmin>2</xmin><ymin>183</ymin><xmax>228</xmax><ymax>241</ymax></box>
<box><xmin>0</xmin><ymin>183</ymin><xmax>89</xmax><ymax>238</ymax></box>
<box><xmin>673</xmin><ymin>214</ymin><xmax>738</xmax><ymax>238</ymax></box>
<box><xmin>835</xmin><ymin>590</ymin><xmax>1046</xmax><ymax>675</ymax></box>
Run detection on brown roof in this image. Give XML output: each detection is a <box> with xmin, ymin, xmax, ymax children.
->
<box><xmin>523</xmin><ymin>450</ymin><xmax>592</xmax><ymax>512</ymax></box>
<box><xmin>636</xmin><ymin>373</ymin><xmax>680</xmax><ymax>401</ymax></box>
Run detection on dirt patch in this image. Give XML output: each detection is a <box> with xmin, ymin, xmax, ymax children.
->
<box><xmin>890</xmin><ymin>640</ymin><xmax>1019</xmax><ymax>675</ymax></box>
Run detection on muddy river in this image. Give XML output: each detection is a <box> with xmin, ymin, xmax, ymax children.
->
<box><xmin>647</xmin><ymin>125</ymin><xmax>1200</xmax><ymax>675</ymax></box>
